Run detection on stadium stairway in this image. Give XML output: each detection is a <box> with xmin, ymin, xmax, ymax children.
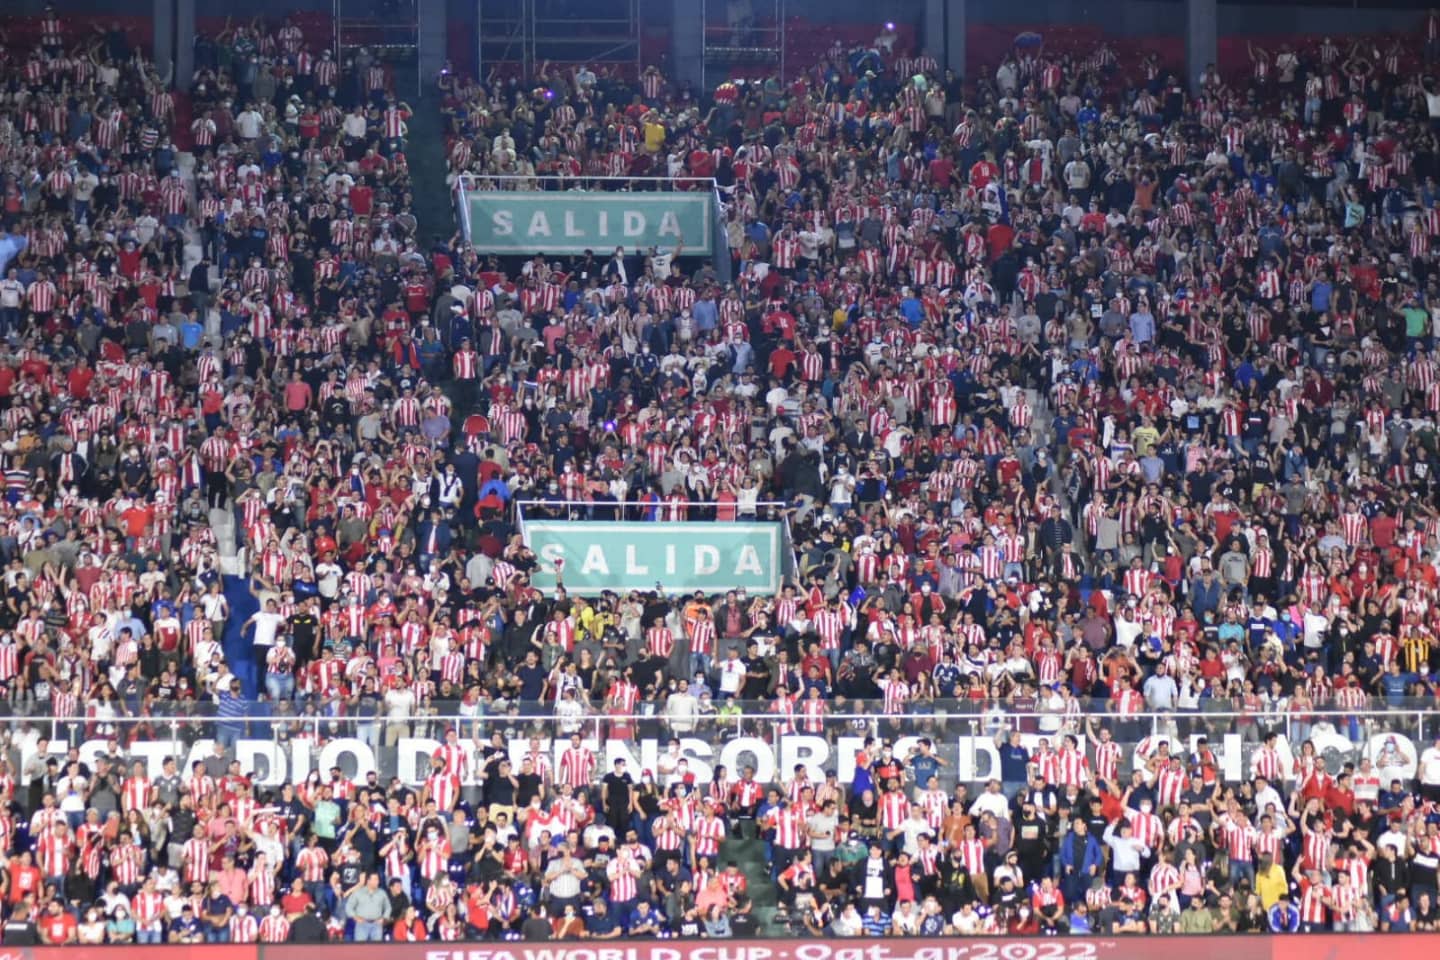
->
<box><xmin>719</xmin><ymin>833</ymin><xmax>786</xmax><ymax>934</ymax></box>
<box><xmin>407</xmin><ymin>90</ymin><xmax>455</xmax><ymax>244</ymax></box>
<box><xmin>221</xmin><ymin>573</ymin><xmax>262</xmax><ymax>697</ymax></box>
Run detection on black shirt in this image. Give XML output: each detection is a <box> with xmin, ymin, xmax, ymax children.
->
<box><xmin>289</xmin><ymin>611</ymin><xmax>319</xmax><ymax>656</ymax></box>
<box><xmin>742</xmin><ymin>655</ymin><xmax>771</xmax><ymax>698</ymax></box>
<box><xmin>601</xmin><ymin>771</ymin><xmax>633</xmax><ymax>816</ymax></box>
<box><xmin>339</xmin><ymin>861</ymin><xmax>363</xmax><ymax>888</ymax></box>
<box><xmin>516</xmin><ymin>772</ymin><xmax>543</xmax><ymax>808</ymax></box>
<box><xmin>516</xmin><ymin>664</ymin><xmax>546</xmax><ymax>701</ymax></box>
<box><xmin>3</xmin><ymin>920</ymin><xmax>36</xmax><ymax>944</ymax></box>
<box><xmin>290</xmin><ymin>911</ymin><xmax>328</xmax><ymax>943</ymax></box>
<box><xmin>484</xmin><ymin>775</ymin><xmax>517</xmax><ymax>807</ymax></box>
<box><xmin>521</xmin><ymin>916</ymin><xmax>553</xmax><ymax>940</ymax></box>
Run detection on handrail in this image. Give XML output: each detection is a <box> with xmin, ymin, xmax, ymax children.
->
<box><xmin>27</xmin><ymin>705</ymin><xmax>1438</xmax><ymax>724</ymax></box>
<box><xmin>513</xmin><ymin>499</ymin><xmax>793</xmax><ymax>509</ymax></box>
<box><xmin>457</xmin><ymin>174</ymin><xmax>721</xmax><ymax>189</ymax></box>
<box><xmin>533</xmin><ymin>17</ymin><xmax>636</xmax><ymax>26</ymax></box>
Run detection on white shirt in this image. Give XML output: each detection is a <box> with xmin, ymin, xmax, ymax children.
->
<box><xmin>58</xmin><ymin>774</ymin><xmax>88</xmax><ymax>812</ymax></box>
<box><xmin>1419</xmin><ymin>746</ymin><xmax>1440</xmax><ymax>786</ymax></box>
<box><xmin>834</xmin><ymin>909</ymin><xmax>864</xmax><ymax>936</ymax></box>
<box><xmin>236</xmin><ymin>110</ymin><xmax>264</xmax><ymax>139</ymax></box>
<box><xmin>316</xmin><ymin>562</ymin><xmax>342</xmax><ymax>599</ymax></box>
<box><xmin>1103</xmin><ymin>822</ymin><xmax>1150</xmax><ymax>872</ymax></box>
<box><xmin>664</xmin><ymin>693</ymin><xmax>698</xmax><ymax>733</ymax></box>
<box><xmin>343</xmin><ymin>112</ymin><xmax>369</xmax><ymax>138</ymax></box>
<box><xmin>200</xmin><ymin>593</ymin><xmax>229</xmax><ymax>619</ymax></box>
<box><xmin>384</xmin><ymin>687</ymin><xmax>416</xmax><ymax>719</ymax></box>
<box><xmin>718</xmin><ymin>657</ymin><xmax>746</xmax><ymax>693</ymax></box>
<box><xmin>650</xmin><ymin>249</ymin><xmax>677</xmax><ymax>277</ymax></box>
<box><xmin>1253</xmin><ymin>784</ymin><xmax>1285</xmax><ymax>817</ymax></box>
<box><xmin>250</xmin><ymin>610</ymin><xmax>285</xmax><ymax>647</ymax></box>
<box><xmin>0</xmin><ymin>279</ymin><xmax>23</xmax><ymax>308</ymax></box>
<box><xmin>861</xmin><ymin>855</ymin><xmax>887</xmax><ymax>899</ymax></box>
<box><xmin>969</xmin><ymin>789</ymin><xmax>1010</xmax><ymax>820</ymax></box>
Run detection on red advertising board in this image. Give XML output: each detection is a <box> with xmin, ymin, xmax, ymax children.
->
<box><xmin>6</xmin><ymin>935</ymin><xmax>1437</xmax><ymax>960</ymax></box>
<box><xmin>268</xmin><ymin>935</ymin><xmax>1440</xmax><ymax>960</ymax></box>
<box><xmin>2</xmin><ymin>947</ymin><xmax>254</xmax><ymax>960</ymax></box>
<box><xmin>260</xmin><ymin>940</ymin><xmax>1269</xmax><ymax>960</ymax></box>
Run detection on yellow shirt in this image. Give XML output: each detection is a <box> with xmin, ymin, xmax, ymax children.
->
<box><xmin>1255</xmin><ymin>864</ymin><xmax>1288</xmax><ymax>909</ymax></box>
<box><xmin>1133</xmin><ymin>425</ymin><xmax>1159</xmax><ymax>456</ymax></box>
<box><xmin>644</xmin><ymin>121</ymin><xmax>666</xmax><ymax>153</ymax></box>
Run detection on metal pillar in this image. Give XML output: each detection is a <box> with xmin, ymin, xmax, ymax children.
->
<box><xmin>925</xmin><ymin>0</ymin><xmax>966</xmax><ymax>77</ymax></box>
<box><xmin>174</xmin><ymin>0</ymin><xmax>194</xmax><ymax>91</ymax></box>
<box><xmin>673</xmin><ymin>0</ymin><xmax>703</xmax><ymax>92</ymax></box>
<box><xmin>1186</xmin><ymin>0</ymin><xmax>1217</xmax><ymax>94</ymax></box>
<box><xmin>153</xmin><ymin>0</ymin><xmax>174</xmax><ymax>84</ymax></box>
<box><xmin>418</xmin><ymin>0</ymin><xmax>447</xmax><ymax>87</ymax></box>
<box><xmin>946</xmin><ymin>0</ymin><xmax>966</xmax><ymax>78</ymax></box>
<box><xmin>699</xmin><ymin>0</ymin><xmax>784</xmax><ymax>89</ymax></box>
<box><xmin>478</xmin><ymin>0</ymin><xmax>532</xmax><ymax>81</ymax></box>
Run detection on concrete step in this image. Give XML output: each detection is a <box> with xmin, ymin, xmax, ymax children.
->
<box><xmin>720</xmin><ymin>835</ymin><xmax>779</xmax><ymax>911</ymax></box>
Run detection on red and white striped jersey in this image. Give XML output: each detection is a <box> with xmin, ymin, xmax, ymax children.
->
<box><xmin>229</xmin><ymin>913</ymin><xmax>259</xmax><ymax>943</ymax></box>
<box><xmin>879</xmin><ymin>790</ymin><xmax>911</xmax><ymax>830</ymax></box>
<box><xmin>693</xmin><ymin>813</ymin><xmax>726</xmax><ymax>856</ymax></box>
<box><xmin>258</xmin><ymin>915</ymin><xmax>290</xmax><ymax>942</ymax></box>
<box><xmin>295</xmin><ymin>844</ymin><xmax>329</xmax><ymax>882</ymax></box>
<box><xmin>1221</xmin><ymin>817</ymin><xmax>1257</xmax><ymax>861</ymax></box>
<box><xmin>1298</xmin><ymin>878</ymin><xmax>1328</xmax><ymax>924</ymax></box>
<box><xmin>1148</xmin><ymin>861</ymin><xmax>1179</xmax><ymax>898</ymax></box>
<box><xmin>606</xmin><ymin>854</ymin><xmax>641</xmax><ymax>901</ymax></box>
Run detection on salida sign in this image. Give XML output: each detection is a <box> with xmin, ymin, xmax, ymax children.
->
<box><xmin>524</xmin><ymin>521</ymin><xmax>783</xmax><ymax>595</ymax></box>
<box><xmin>465</xmin><ymin>192</ymin><xmax>714</xmax><ymax>256</ymax></box>
<box><xmin>23</xmin><ymin>727</ymin><xmax>1413</xmax><ymax>789</ymax></box>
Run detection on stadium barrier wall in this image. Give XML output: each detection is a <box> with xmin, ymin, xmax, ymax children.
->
<box><xmin>30</xmin><ymin>707</ymin><xmax>1435</xmax><ymax>789</ymax></box>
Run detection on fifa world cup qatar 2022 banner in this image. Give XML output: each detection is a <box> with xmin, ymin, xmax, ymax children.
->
<box><xmin>6</xmin><ymin>932</ymin><xmax>1440</xmax><ymax>960</ymax></box>
<box><xmin>31</xmin><ymin>726</ymin><xmax>1426</xmax><ymax>790</ymax></box>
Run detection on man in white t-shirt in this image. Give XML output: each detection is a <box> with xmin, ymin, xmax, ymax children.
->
<box><xmin>648</xmin><ymin>237</ymin><xmax>683</xmax><ymax>278</ymax></box>
<box><xmin>1419</xmin><ymin>737</ymin><xmax>1440</xmax><ymax>803</ymax></box>
<box><xmin>235</xmin><ymin>104</ymin><xmax>264</xmax><ymax>141</ymax></box>
<box><xmin>242</xmin><ymin>597</ymin><xmax>286</xmax><ymax>679</ymax></box>
<box><xmin>383</xmin><ymin>681</ymin><xmax>416</xmax><ymax>745</ymax></box>
<box><xmin>1424</xmin><ymin>78</ymin><xmax>1440</xmax><ymax>119</ymax></box>
<box><xmin>199</xmin><ymin>582</ymin><xmax>230</xmax><ymax>642</ymax></box>
<box><xmin>0</xmin><ymin>269</ymin><xmax>23</xmax><ymax>336</ymax></box>
<box><xmin>717</xmin><ymin>646</ymin><xmax>747</xmax><ymax>696</ymax></box>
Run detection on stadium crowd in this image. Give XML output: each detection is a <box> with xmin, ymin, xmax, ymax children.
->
<box><xmin>0</xmin><ymin>0</ymin><xmax>1438</xmax><ymax>946</ymax></box>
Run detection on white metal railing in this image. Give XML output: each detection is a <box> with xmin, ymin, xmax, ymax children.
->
<box><xmin>456</xmin><ymin>173</ymin><xmax>721</xmax><ymax>192</ymax></box>
<box><xmin>512</xmin><ymin>498</ymin><xmax>793</xmax><ymax>512</ymax></box>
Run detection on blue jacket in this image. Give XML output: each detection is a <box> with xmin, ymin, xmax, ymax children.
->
<box><xmin>1059</xmin><ymin>830</ymin><xmax>1104</xmax><ymax>877</ymax></box>
<box><xmin>0</xmin><ymin>234</ymin><xmax>27</xmax><ymax>276</ymax></box>
<box><xmin>1268</xmin><ymin>903</ymin><xmax>1300</xmax><ymax>933</ymax></box>
<box><xmin>415</xmin><ymin>519</ymin><xmax>453</xmax><ymax>555</ymax></box>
